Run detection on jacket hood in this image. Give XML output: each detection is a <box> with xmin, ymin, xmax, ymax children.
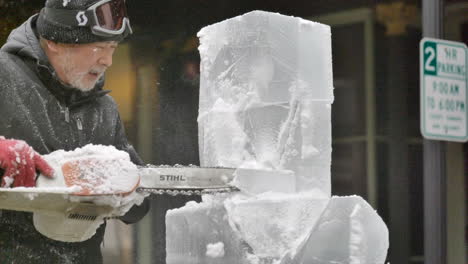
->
<box><xmin>1</xmin><ymin>15</ymin><xmax>47</xmax><ymax>64</ymax></box>
<box><xmin>1</xmin><ymin>15</ymin><xmax>110</xmax><ymax>108</ymax></box>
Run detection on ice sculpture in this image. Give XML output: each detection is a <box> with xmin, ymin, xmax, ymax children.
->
<box><xmin>197</xmin><ymin>10</ymin><xmax>333</xmax><ymax>195</ymax></box>
<box><xmin>166</xmin><ymin>10</ymin><xmax>389</xmax><ymax>264</ymax></box>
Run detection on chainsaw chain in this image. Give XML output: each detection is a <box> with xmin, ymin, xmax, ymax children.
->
<box><xmin>137</xmin><ymin>187</ymin><xmax>238</xmax><ymax>196</ymax></box>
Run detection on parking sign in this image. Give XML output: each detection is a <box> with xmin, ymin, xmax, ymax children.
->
<box><xmin>420</xmin><ymin>38</ymin><xmax>468</xmax><ymax>142</ymax></box>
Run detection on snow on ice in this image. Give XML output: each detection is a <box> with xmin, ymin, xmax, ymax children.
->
<box><xmin>206</xmin><ymin>242</ymin><xmax>226</xmax><ymax>258</ymax></box>
<box><xmin>166</xmin><ymin>10</ymin><xmax>389</xmax><ymax>264</ymax></box>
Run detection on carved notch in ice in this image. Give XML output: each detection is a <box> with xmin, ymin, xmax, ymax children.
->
<box><xmin>197</xmin><ymin>10</ymin><xmax>334</xmax><ymax>195</ymax></box>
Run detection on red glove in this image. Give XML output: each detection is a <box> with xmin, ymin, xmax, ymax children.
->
<box><xmin>0</xmin><ymin>138</ymin><xmax>54</xmax><ymax>187</ymax></box>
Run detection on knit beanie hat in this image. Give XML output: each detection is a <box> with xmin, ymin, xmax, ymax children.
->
<box><xmin>36</xmin><ymin>0</ymin><xmax>131</xmax><ymax>44</ymax></box>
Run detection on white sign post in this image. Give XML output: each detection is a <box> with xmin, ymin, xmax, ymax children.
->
<box><xmin>420</xmin><ymin>38</ymin><xmax>468</xmax><ymax>142</ymax></box>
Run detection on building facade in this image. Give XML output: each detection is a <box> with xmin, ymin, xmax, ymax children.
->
<box><xmin>0</xmin><ymin>0</ymin><xmax>466</xmax><ymax>263</ymax></box>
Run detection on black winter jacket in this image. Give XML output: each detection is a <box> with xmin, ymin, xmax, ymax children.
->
<box><xmin>0</xmin><ymin>15</ymin><xmax>149</xmax><ymax>263</ymax></box>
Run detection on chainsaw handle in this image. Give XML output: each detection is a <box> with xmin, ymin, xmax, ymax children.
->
<box><xmin>0</xmin><ymin>168</ymin><xmax>45</xmax><ymax>184</ymax></box>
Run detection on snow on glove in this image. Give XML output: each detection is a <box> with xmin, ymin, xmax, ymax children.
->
<box><xmin>0</xmin><ymin>138</ymin><xmax>54</xmax><ymax>187</ymax></box>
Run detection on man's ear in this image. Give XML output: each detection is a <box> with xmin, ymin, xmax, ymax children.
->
<box><xmin>41</xmin><ymin>38</ymin><xmax>61</xmax><ymax>53</ymax></box>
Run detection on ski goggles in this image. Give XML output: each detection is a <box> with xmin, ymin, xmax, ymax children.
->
<box><xmin>41</xmin><ymin>0</ymin><xmax>132</xmax><ymax>37</ymax></box>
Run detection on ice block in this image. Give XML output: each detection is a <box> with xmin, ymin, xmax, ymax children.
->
<box><xmin>197</xmin><ymin>10</ymin><xmax>334</xmax><ymax>195</ymax></box>
<box><xmin>282</xmin><ymin>196</ymin><xmax>389</xmax><ymax>264</ymax></box>
<box><xmin>231</xmin><ymin>168</ymin><xmax>296</xmax><ymax>194</ymax></box>
<box><xmin>166</xmin><ymin>195</ymin><xmax>249</xmax><ymax>264</ymax></box>
<box><xmin>224</xmin><ymin>192</ymin><xmax>329</xmax><ymax>259</ymax></box>
<box><xmin>166</xmin><ymin>193</ymin><xmax>329</xmax><ymax>263</ymax></box>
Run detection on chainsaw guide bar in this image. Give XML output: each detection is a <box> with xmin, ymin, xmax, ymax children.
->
<box><xmin>137</xmin><ymin>166</ymin><xmax>239</xmax><ymax>196</ymax></box>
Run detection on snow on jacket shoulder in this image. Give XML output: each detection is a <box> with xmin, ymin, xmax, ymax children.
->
<box><xmin>0</xmin><ymin>15</ymin><xmax>148</xmax><ymax>263</ymax></box>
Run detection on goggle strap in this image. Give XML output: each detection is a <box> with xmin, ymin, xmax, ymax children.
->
<box><xmin>41</xmin><ymin>7</ymin><xmax>97</xmax><ymax>28</ymax></box>
<box><xmin>91</xmin><ymin>19</ymin><xmax>132</xmax><ymax>37</ymax></box>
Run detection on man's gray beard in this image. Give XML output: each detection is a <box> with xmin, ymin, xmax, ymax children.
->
<box><xmin>68</xmin><ymin>72</ymin><xmax>102</xmax><ymax>92</ymax></box>
<box><xmin>59</xmin><ymin>51</ymin><xmax>103</xmax><ymax>92</ymax></box>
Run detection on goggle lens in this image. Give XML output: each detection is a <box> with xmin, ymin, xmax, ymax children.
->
<box><xmin>95</xmin><ymin>0</ymin><xmax>127</xmax><ymax>31</ymax></box>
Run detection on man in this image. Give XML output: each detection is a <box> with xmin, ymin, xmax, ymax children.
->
<box><xmin>0</xmin><ymin>0</ymin><xmax>149</xmax><ymax>262</ymax></box>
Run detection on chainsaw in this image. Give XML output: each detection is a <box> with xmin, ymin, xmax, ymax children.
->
<box><xmin>0</xmin><ymin>157</ymin><xmax>294</xmax><ymax>242</ymax></box>
<box><xmin>0</xmin><ymin>163</ymin><xmax>236</xmax><ymax>242</ymax></box>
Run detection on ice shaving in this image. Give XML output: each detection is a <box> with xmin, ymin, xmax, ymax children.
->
<box><xmin>166</xmin><ymin>10</ymin><xmax>389</xmax><ymax>264</ymax></box>
<box><xmin>38</xmin><ymin>144</ymin><xmax>146</xmax><ymax>210</ymax></box>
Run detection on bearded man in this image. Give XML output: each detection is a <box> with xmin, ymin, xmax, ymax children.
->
<box><xmin>0</xmin><ymin>0</ymin><xmax>149</xmax><ymax>262</ymax></box>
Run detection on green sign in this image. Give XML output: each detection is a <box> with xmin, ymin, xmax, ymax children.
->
<box><xmin>420</xmin><ymin>38</ymin><xmax>468</xmax><ymax>142</ymax></box>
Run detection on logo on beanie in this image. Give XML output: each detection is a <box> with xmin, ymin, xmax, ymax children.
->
<box><xmin>76</xmin><ymin>11</ymin><xmax>88</xmax><ymax>26</ymax></box>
